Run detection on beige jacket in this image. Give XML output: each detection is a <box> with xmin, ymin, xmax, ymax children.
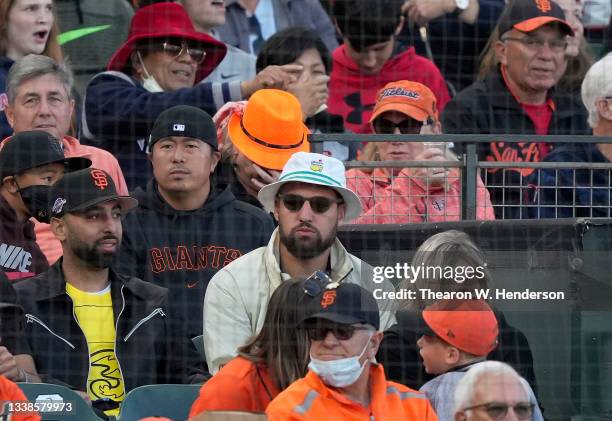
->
<box><xmin>203</xmin><ymin>228</ymin><xmax>396</xmax><ymax>373</ymax></box>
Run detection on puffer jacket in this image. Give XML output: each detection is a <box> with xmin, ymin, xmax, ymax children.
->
<box><xmin>346</xmin><ymin>167</ymin><xmax>495</xmax><ymax>224</ymax></box>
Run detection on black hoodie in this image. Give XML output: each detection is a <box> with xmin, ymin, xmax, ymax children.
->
<box><xmin>116</xmin><ymin>181</ymin><xmax>275</xmax><ymax>337</ymax></box>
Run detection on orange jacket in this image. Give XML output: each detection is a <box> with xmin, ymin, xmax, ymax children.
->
<box><xmin>266</xmin><ymin>364</ymin><xmax>438</xmax><ymax>421</ymax></box>
<box><xmin>32</xmin><ymin>136</ymin><xmax>128</xmax><ymax>264</ymax></box>
<box><xmin>189</xmin><ymin>356</ymin><xmax>279</xmax><ymax>418</ymax></box>
<box><xmin>0</xmin><ymin>375</ymin><xmax>41</xmax><ymax>421</ymax></box>
<box><xmin>346</xmin><ymin>168</ymin><xmax>495</xmax><ymax>224</ymax></box>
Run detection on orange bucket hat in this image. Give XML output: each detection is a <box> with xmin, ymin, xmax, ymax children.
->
<box><xmin>227</xmin><ymin>89</ymin><xmax>310</xmax><ymax>170</ymax></box>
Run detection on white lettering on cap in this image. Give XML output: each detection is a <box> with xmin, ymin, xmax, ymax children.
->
<box><xmin>380</xmin><ymin>87</ymin><xmax>420</xmax><ymax>100</ymax></box>
<box><xmin>173</xmin><ymin>124</ymin><xmax>185</xmax><ymax>132</ymax></box>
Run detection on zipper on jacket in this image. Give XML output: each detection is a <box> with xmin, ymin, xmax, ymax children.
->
<box><xmin>25</xmin><ymin>314</ymin><xmax>76</xmax><ymax>349</ymax></box>
<box><xmin>115</xmin><ymin>285</ymin><xmax>127</xmax><ymax>392</ymax></box>
<box><xmin>123</xmin><ymin>307</ymin><xmax>166</xmax><ymax>342</ymax></box>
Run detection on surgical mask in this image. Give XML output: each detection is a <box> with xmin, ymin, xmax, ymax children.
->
<box><xmin>19</xmin><ymin>184</ymin><xmax>52</xmax><ymax>223</ymax></box>
<box><xmin>137</xmin><ymin>51</ymin><xmax>164</xmax><ymax>93</ymax></box>
<box><xmin>308</xmin><ymin>332</ymin><xmax>372</xmax><ymax>388</ymax></box>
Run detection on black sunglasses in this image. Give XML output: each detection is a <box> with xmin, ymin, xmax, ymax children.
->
<box><xmin>278</xmin><ymin>194</ymin><xmax>342</xmax><ymax>214</ymax></box>
<box><xmin>462</xmin><ymin>402</ymin><xmax>534</xmax><ymax>420</ymax></box>
<box><xmin>307</xmin><ymin>321</ymin><xmax>371</xmax><ymax>341</ymax></box>
<box><xmin>372</xmin><ymin>117</ymin><xmax>434</xmax><ymax>135</ymax></box>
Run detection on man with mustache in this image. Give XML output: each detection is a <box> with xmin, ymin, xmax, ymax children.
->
<box><xmin>13</xmin><ymin>168</ymin><xmax>205</xmax><ymax>416</ymax></box>
<box><xmin>442</xmin><ymin>0</ymin><xmax>588</xmax><ymax>219</ymax></box>
<box><xmin>115</xmin><ymin>105</ymin><xmax>274</xmax><ymax>340</ymax></box>
<box><xmin>203</xmin><ymin>152</ymin><xmax>396</xmax><ymax>374</ymax></box>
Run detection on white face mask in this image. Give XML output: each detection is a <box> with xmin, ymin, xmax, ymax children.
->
<box><xmin>137</xmin><ymin>51</ymin><xmax>164</xmax><ymax>93</ymax></box>
<box><xmin>308</xmin><ymin>332</ymin><xmax>372</xmax><ymax>388</ymax></box>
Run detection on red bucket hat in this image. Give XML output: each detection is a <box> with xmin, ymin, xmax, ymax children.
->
<box><xmin>107</xmin><ymin>2</ymin><xmax>227</xmax><ymax>83</ymax></box>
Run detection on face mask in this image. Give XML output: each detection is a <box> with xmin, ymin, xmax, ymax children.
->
<box><xmin>19</xmin><ymin>184</ymin><xmax>52</xmax><ymax>223</ymax></box>
<box><xmin>137</xmin><ymin>51</ymin><xmax>164</xmax><ymax>93</ymax></box>
<box><xmin>308</xmin><ymin>332</ymin><xmax>372</xmax><ymax>388</ymax></box>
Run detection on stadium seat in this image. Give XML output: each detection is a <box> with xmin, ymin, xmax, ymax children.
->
<box><xmin>191</xmin><ymin>411</ymin><xmax>267</xmax><ymax>420</ymax></box>
<box><xmin>192</xmin><ymin>335</ymin><xmax>206</xmax><ymax>362</ymax></box>
<box><xmin>17</xmin><ymin>382</ymin><xmax>103</xmax><ymax>421</ymax></box>
<box><xmin>117</xmin><ymin>384</ymin><xmax>201</xmax><ymax>421</ymax></box>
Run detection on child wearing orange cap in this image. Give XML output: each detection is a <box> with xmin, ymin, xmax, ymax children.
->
<box><xmin>416</xmin><ymin>299</ymin><xmax>543</xmax><ymax>421</ymax></box>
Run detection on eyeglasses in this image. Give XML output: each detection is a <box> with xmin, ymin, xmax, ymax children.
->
<box><xmin>502</xmin><ymin>36</ymin><xmax>568</xmax><ymax>53</ymax></box>
<box><xmin>372</xmin><ymin>117</ymin><xmax>433</xmax><ymax>135</ymax></box>
<box><xmin>462</xmin><ymin>402</ymin><xmax>534</xmax><ymax>420</ymax></box>
<box><xmin>278</xmin><ymin>194</ymin><xmax>343</xmax><ymax>213</ymax></box>
<box><xmin>306</xmin><ymin>321</ymin><xmax>371</xmax><ymax>341</ymax></box>
<box><xmin>149</xmin><ymin>40</ymin><xmax>207</xmax><ymax>63</ymax></box>
<box><xmin>302</xmin><ymin>270</ymin><xmax>333</xmax><ymax>297</ymax></box>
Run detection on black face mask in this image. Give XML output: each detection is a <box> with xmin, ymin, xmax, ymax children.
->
<box><xmin>19</xmin><ymin>184</ymin><xmax>52</xmax><ymax>223</ymax></box>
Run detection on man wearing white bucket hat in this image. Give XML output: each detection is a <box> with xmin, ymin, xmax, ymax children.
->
<box><xmin>203</xmin><ymin>152</ymin><xmax>396</xmax><ymax>373</ymax></box>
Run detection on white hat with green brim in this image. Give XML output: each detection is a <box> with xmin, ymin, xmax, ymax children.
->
<box><xmin>258</xmin><ymin>152</ymin><xmax>363</xmax><ymax>222</ymax></box>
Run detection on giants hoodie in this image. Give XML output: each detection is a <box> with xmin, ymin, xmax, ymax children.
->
<box><xmin>328</xmin><ymin>44</ymin><xmax>451</xmax><ymax>134</ymax></box>
<box><xmin>116</xmin><ymin>181</ymin><xmax>275</xmax><ymax>338</ymax></box>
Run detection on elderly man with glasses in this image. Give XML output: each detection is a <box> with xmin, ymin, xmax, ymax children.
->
<box><xmin>203</xmin><ymin>152</ymin><xmax>396</xmax><ymax>374</ymax></box>
<box><xmin>266</xmin><ymin>281</ymin><xmax>436</xmax><ymax>420</ymax></box>
<box><xmin>454</xmin><ymin>361</ymin><xmax>539</xmax><ymax>421</ymax></box>
<box><xmin>442</xmin><ymin>0</ymin><xmax>589</xmax><ymax>219</ymax></box>
<box><xmin>528</xmin><ymin>53</ymin><xmax>612</xmax><ymax>218</ymax></box>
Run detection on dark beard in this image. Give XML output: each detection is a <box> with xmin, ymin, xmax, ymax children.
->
<box><xmin>280</xmin><ymin>222</ymin><xmax>337</xmax><ymax>260</ymax></box>
<box><xmin>70</xmin><ymin>236</ymin><xmax>117</xmax><ymax>269</ymax></box>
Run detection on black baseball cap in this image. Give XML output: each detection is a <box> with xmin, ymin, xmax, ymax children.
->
<box><xmin>148</xmin><ymin>105</ymin><xmax>218</xmax><ymax>151</ymax></box>
<box><xmin>0</xmin><ymin>131</ymin><xmax>91</xmax><ymax>180</ymax></box>
<box><xmin>49</xmin><ymin>168</ymin><xmax>138</xmax><ymax>218</ymax></box>
<box><xmin>497</xmin><ymin>0</ymin><xmax>573</xmax><ymax>36</ymax></box>
<box><xmin>301</xmin><ymin>282</ymin><xmax>380</xmax><ymax>330</ymax></box>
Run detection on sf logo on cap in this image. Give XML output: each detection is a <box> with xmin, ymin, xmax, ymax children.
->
<box><xmin>535</xmin><ymin>0</ymin><xmax>551</xmax><ymax>12</ymax></box>
<box><xmin>321</xmin><ymin>290</ymin><xmax>336</xmax><ymax>308</ymax></box>
<box><xmin>91</xmin><ymin>169</ymin><xmax>109</xmax><ymax>190</ymax></box>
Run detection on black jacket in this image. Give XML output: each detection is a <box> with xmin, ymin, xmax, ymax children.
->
<box><xmin>377</xmin><ymin>309</ymin><xmax>538</xmax><ymax>395</ymax></box>
<box><xmin>13</xmin><ymin>260</ymin><xmax>206</xmax><ymax>392</ymax></box>
<box><xmin>116</xmin><ymin>181</ymin><xmax>275</xmax><ymax>337</ymax></box>
<box><xmin>441</xmin><ymin>67</ymin><xmax>589</xmax><ymax>218</ymax></box>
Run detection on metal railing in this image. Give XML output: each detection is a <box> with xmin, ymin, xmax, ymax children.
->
<box><xmin>310</xmin><ymin>133</ymin><xmax>612</xmax><ymax>220</ymax></box>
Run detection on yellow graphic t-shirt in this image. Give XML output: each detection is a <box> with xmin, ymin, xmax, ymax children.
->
<box><xmin>66</xmin><ymin>283</ymin><xmax>125</xmax><ymax>414</ymax></box>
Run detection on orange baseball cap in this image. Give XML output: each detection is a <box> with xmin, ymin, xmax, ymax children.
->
<box><xmin>421</xmin><ymin>299</ymin><xmax>499</xmax><ymax>356</ymax></box>
<box><xmin>227</xmin><ymin>89</ymin><xmax>310</xmax><ymax>171</ymax></box>
<box><xmin>369</xmin><ymin>81</ymin><xmax>439</xmax><ymax>124</ymax></box>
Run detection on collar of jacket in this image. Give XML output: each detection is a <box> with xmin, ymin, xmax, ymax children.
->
<box><xmin>303</xmin><ymin>363</ymin><xmax>388</xmax><ymax>405</ymax></box>
<box><xmin>263</xmin><ymin>228</ymin><xmax>354</xmax><ymax>289</ymax></box>
<box><xmin>31</xmin><ymin>259</ymin><xmax>161</xmax><ymax>303</ymax></box>
<box><xmin>485</xmin><ymin>66</ymin><xmax>578</xmax><ymax>120</ymax></box>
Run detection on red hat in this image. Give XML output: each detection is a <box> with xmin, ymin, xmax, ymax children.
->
<box><xmin>369</xmin><ymin>81</ymin><xmax>439</xmax><ymax>124</ymax></box>
<box><xmin>421</xmin><ymin>299</ymin><xmax>499</xmax><ymax>356</ymax></box>
<box><xmin>107</xmin><ymin>2</ymin><xmax>227</xmax><ymax>83</ymax></box>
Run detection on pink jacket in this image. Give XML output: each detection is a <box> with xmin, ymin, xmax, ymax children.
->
<box><xmin>346</xmin><ymin>168</ymin><xmax>495</xmax><ymax>224</ymax></box>
<box><xmin>33</xmin><ymin>136</ymin><xmax>128</xmax><ymax>264</ymax></box>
